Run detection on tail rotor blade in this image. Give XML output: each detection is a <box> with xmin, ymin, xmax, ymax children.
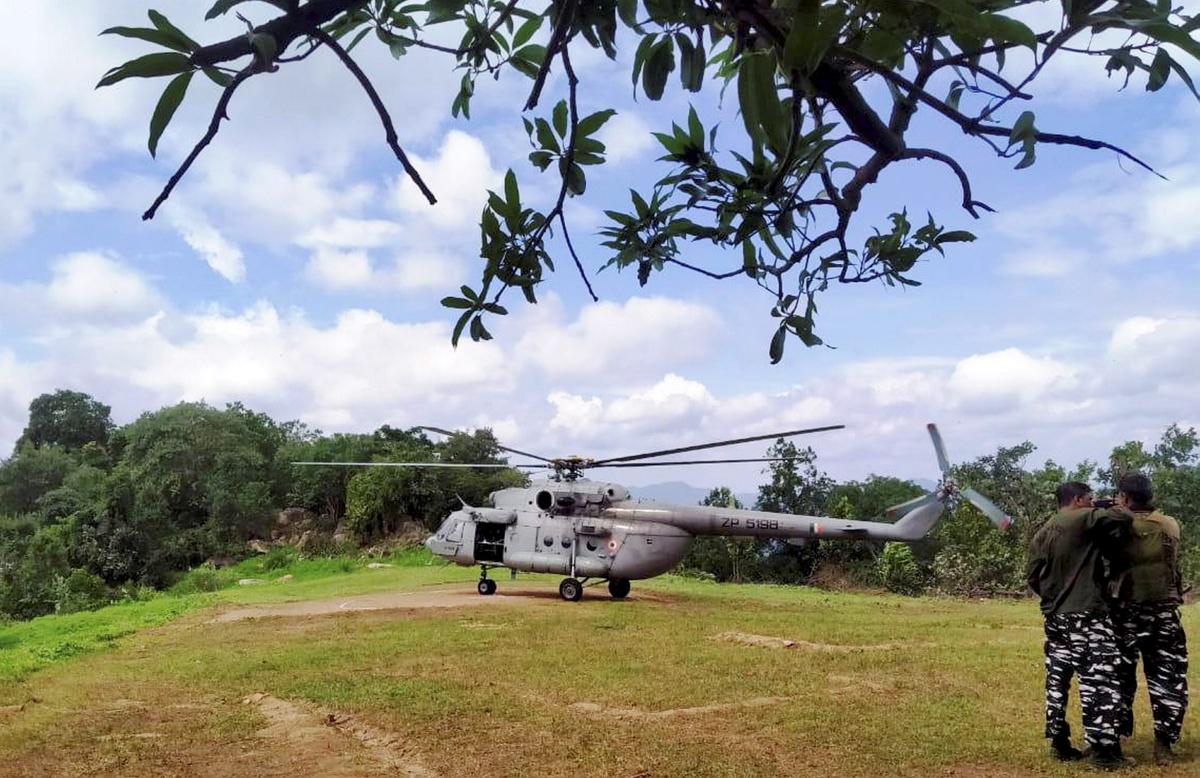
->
<box><xmin>962</xmin><ymin>487</ymin><xmax>1013</xmax><ymax>530</ymax></box>
<box><xmin>884</xmin><ymin>493</ymin><xmax>935</xmax><ymax>520</ymax></box>
<box><xmin>927</xmin><ymin>423</ymin><xmax>951</xmax><ymax>477</ymax></box>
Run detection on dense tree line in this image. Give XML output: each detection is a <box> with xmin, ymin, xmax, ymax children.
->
<box><xmin>0</xmin><ymin>390</ymin><xmax>520</xmax><ymax>620</ymax></box>
<box><xmin>1</xmin><ymin>389</ymin><xmax>1196</xmax><ymax>620</ymax></box>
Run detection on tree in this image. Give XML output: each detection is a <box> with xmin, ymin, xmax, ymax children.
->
<box><xmin>100</xmin><ymin>1</ymin><xmax>1200</xmax><ymax>360</ymax></box>
<box><xmin>682</xmin><ymin>486</ymin><xmax>755</xmax><ymax>582</ymax></box>
<box><xmin>18</xmin><ymin>390</ymin><xmax>114</xmax><ymax>452</ymax></box>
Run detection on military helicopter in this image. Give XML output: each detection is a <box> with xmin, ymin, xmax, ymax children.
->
<box><xmin>298</xmin><ymin>423</ymin><xmax>1010</xmax><ymax>601</ymax></box>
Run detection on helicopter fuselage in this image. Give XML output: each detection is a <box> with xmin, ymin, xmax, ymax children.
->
<box><xmin>424</xmin><ymin>477</ymin><xmax>943</xmax><ymax>582</ymax></box>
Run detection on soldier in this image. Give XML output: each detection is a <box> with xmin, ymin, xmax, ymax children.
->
<box><xmin>1027</xmin><ymin>481</ymin><xmax>1133</xmax><ymax>768</ymax></box>
<box><xmin>1112</xmin><ymin>472</ymin><xmax>1188</xmax><ymax>764</ymax></box>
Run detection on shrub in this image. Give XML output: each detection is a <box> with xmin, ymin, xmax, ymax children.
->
<box><xmin>260</xmin><ymin>545</ymin><xmax>298</xmax><ymax>571</ymax></box>
<box><xmin>877</xmin><ymin>543</ymin><xmax>925</xmax><ymax>596</ymax></box>
<box><xmin>170</xmin><ymin>563</ymin><xmax>229</xmax><ymax>594</ymax></box>
<box><xmin>52</xmin><ymin>569</ymin><xmax>111</xmax><ymax>614</ymax></box>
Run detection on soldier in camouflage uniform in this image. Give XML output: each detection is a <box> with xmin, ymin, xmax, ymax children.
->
<box><xmin>1027</xmin><ymin>481</ymin><xmax>1133</xmax><ymax>768</ymax></box>
<box><xmin>1112</xmin><ymin>473</ymin><xmax>1188</xmax><ymax>765</ymax></box>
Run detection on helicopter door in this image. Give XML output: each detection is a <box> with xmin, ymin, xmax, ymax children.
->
<box><xmin>474</xmin><ymin>522</ymin><xmax>506</xmax><ymax>564</ymax></box>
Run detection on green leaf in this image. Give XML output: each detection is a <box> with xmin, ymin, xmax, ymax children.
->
<box><xmin>204</xmin><ymin>0</ymin><xmax>287</xmax><ymax>21</ymax></box>
<box><xmin>97</xmin><ymin>52</ymin><xmax>193</xmax><ymax>88</ymax></box>
<box><xmin>441</xmin><ymin>296</ymin><xmax>473</xmax><ymax>309</ymax></box>
<box><xmin>565</xmin><ymin>162</ymin><xmax>586</xmax><ymax>195</ymax></box>
<box><xmin>552</xmin><ymin>99</ymin><xmax>569</xmax><ymax>138</ymax></box>
<box><xmin>769</xmin><ymin>325</ymin><xmax>787</xmax><ymax>364</ymax></box>
<box><xmin>534</xmin><ymin>118</ymin><xmax>560</xmax><ymax>152</ymax></box>
<box><xmin>936</xmin><ymin>230</ymin><xmax>976</xmax><ymax>245</ymax></box>
<box><xmin>148</xmin><ymin>71</ymin><xmax>193</xmax><ymax>157</ymax></box>
<box><xmin>504</xmin><ymin>170</ymin><xmax>520</xmax><ymax>208</ymax></box>
<box><xmin>1009</xmin><ymin>110</ymin><xmax>1035</xmax><ymax>143</ymax></box>
<box><xmin>617</xmin><ymin>0</ymin><xmax>641</xmax><ymax>31</ymax></box>
<box><xmin>1167</xmin><ymin>54</ymin><xmax>1200</xmax><ymax>100</ymax></box>
<box><xmin>1148</xmin><ymin>47</ymin><xmax>1171</xmax><ymax>91</ymax></box>
<box><xmin>782</xmin><ymin>0</ymin><xmax>821</xmax><ymax>73</ymax></box>
<box><xmin>203</xmin><ymin>67</ymin><xmax>233</xmax><ymax>88</ymax></box>
<box><xmin>741</xmin><ymin>241</ymin><xmax>757</xmax><ymax>277</ymax></box>
<box><xmin>642</xmin><ymin>37</ymin><xmax>675</xmax><ymax>100</ymax></box>
<box><xmin>686</xmin><ymin>105</ymin><xmax>704</xmax><ymax>147</ymax></box>
<box><xmin>460</xmin><ymin>285</ymin><xmax>480</xmax><ymax>302</ymax></box>
<box><xmin>576</xmin><ymin>109</ymin><xmax>616</xmax><ymax>138</ymax></box>
<box><xmin>528</xmin><ymin>150</ymin><xmax>553</xmax><ymax>170</ymax></box>
<box><xmin>451</xmin><ymin>310</ymin><xmax>471</xmax><ymax>346</ymax></box>
<box><xmin>147</xmin><ymin>10</ymin><xmax>198</xmax><ymax>52</ymax></box>
<box><xmin>100</xmin><ymin>26</ymin><xmax>191</xmax><ymax>54</ymax></box>
<box><xmin>512</xmin><ymin>15</ymin><xmax>542</xmax><ymax>48</ymax></box>
<box><xmin>979</xmin><ymin>13</ymin><xmax>1037</xmax><ymax>50</ymax></box>
<box><xmin>251</xmin><ymin>33</ymin><xmax>278</xmax><ymax>63</ymax></box>
<box><xmin>859</xmin><ymin>26</ymin><xmax>906</xmax><ymax>67</ymax></box>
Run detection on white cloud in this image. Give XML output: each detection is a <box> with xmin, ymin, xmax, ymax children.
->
<box><xmin>168</xmin><ymin>210</ymin><xmax>246</xmax><ymax>283</ymax></box>
<box><xmin>395</xmin><ymin>130</ymin><xmax>503</xmax><ymax>229</ymax></box>
<box><xmin>597</xmin><ymin>112</ymin><xmax>656</xmax><ymax>164</ymax></box>
<box><xmin>516</xmin><ymin>296</ymin><xmax>721</xmax><ymax>379</ymax></box>
<box><xmin>305</xmin><ymin>249</ymin><xmax>374</xmax><ymax>290</ymax></box>
<box><xmin>948</xmin><ymin>348</ymin><xmax>1079</xmax><ymax>414</ymax></box>
<box><xmin>45</xmin><ymin>253</ymin><xmax>161</xmax><ymax>318</ymax></box>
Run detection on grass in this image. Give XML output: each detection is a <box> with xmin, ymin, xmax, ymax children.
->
<box><xmin>0</xmin><ymin>546</ymin><xmax>462</xmax><ymax>689</ymax></box>
<box><xmin>0</xmin><ymin>557</ymin><xmax>1197</xmax><ymax>776</ymax></box>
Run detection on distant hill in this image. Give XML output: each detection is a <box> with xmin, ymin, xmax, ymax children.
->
<box><xmin>628</xmin><ymin>481</ymin><xmax>758</xmax><ymax>507</ymax></box>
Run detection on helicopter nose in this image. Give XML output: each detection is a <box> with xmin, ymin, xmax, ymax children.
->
<box><xmin>424</xmin><ymin>535</ymin><xmax>434</xmax><ymax>551</ymax></box>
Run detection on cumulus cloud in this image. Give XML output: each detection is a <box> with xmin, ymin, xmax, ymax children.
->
<box><xmin>516</xmin><ymin>296</ymin><xmax>722</xmax><ymax>380</ymax></box>
<box><xmin>0</xmin><ymin>252</ymin><xmax>162</xmax><ymax>327</ymax></box>
<box><xmin>168</xmin><ymin>210</ymin><xmax>246</xmax><ymax>283</ymax></box>
<box><xmin>395</xmin><ymin>131</ymin><xmax>503</xmax><ymax>228</ymax></box>
<box><xmin>596</xmin><ymin>112</ymin><xmax>656</xmax><ymax>164</ymax></box>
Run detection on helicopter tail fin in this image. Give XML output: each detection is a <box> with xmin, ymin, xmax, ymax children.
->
<box><xmin>889</xmin><ymin>494</ymin><xmax>946</xmax><ymax>540</ymax></box>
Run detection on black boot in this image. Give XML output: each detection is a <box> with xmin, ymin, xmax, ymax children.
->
<box><xmin>1050</xmin><ymin>733</ymin><xmax>1083</xmax><ymax>761</ymax></box>
<box><xmin>1088</xmin><ymin>742</ymin><xmax>1134</xmax><ymax>770</ymax></box>
<box><xmin>1153</xmin><ymin>734</ymin><xmax>1176</xmax><ymax>765</ymax></box>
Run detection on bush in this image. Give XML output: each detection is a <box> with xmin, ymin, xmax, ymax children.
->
<box><xmin>170</xmin><ymin>563</ymin><xmax>229</xmax><ymax>594</ymax></box>
<box><xmin>877</xmin><ymin>543</ymin><xmax>925</xmax><ymax>596</ymax></box>
<box><xmin>53</xmin><ymin>569</ymin><xmax>111</xmax><ymax>614</ymax></box>
<box><xmin>260</xmin><ymin>545</ymin><xmax>298</xmax><ymax>571</ymax></box>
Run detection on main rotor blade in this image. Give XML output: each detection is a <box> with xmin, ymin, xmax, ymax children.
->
<box><xmin>291</xmin><ymin>461</ymin><xmax>548</xmax><ymax>469</ymax></box>
<box><xmin>591</xmin><ymin>457</ymin><xmax>797</xmax><ymax>468</ymax></box>
<box><xmin>419</xmin><ymin>425</ymin><xmax>554</xmax><ymax>463</ymax></box>
<box><xmin>590</xmin><ymin>424</ymin><xmax>845</xmax><ymax>466</ymax></box>
<box><xmin>927</xmin><ymin>423</ymin><xmax>951</xmax><ymax>477</ymax></box>
<box><xmin>962</xmin><ymin>487</ymin><xmax>1013</xmax><ymax>530</ymax></box>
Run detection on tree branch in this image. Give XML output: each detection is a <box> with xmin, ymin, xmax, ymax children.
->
<box><xmin>898</xmin><ymin>148</ymin><xmax>995</xmax><ymax>218</ymax></box>
<box><xmin>192</xmin><ymin>0</ymin><xmax>367</xmax><ymax>67</ymax></box>
<box><xmin>559</xmin><ymin>213</ymin><xmax>597</xmax><ymax>301</ymax></box>
<box><xmin>523</xmin><ymin>0</ymin><xmax>576</xmax><ymax>111</ymax></box>
<box><xmin>312</xmin><ymin>29</ymin><xmax>437</xmax><ymax>204</ymax></box>
<box><xmin>143</xmin><ymin>65</ymin><xmax>261</xmax><ymax>221</ymax></box>
<box><xmin>836</xmin><ymin>46</ymin><xmax>1164</xmax><ymax>178</ymax></box>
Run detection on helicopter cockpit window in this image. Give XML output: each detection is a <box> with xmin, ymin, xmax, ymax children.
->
<box><xmin>446</xmin><ymin>521</ymin><xmax>464</xmax><ymax>542</ymax></box>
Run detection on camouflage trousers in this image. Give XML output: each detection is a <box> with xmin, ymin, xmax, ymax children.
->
<box><xmin>1114</xmin><ymin>602</ymin><xmax>1189</xmax><ymax>744</ymax></box>
<box><xmin>1043</xmin><ymin>611</ymin><xmax>1123</xmax><ymax>746</ymax></box>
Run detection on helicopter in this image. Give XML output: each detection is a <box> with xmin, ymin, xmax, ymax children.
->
<box><xmin>297</xmin><ymin>423</ymin><xmax>1011</xmax><ymax>601</ymax></box>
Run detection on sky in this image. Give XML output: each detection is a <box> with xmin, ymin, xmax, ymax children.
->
<box><xmin>0</xmin><ymin>2</ymin><xmax>1197</xmax><ymax>492</ymax></box>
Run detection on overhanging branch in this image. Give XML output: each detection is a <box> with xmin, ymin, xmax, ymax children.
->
<box><xmin>312</xmin><ymin>29</ymin><xmax>437</xmax><ymax>205</ymax></box>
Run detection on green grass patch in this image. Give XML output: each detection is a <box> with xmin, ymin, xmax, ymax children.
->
<box><xmin>0</xmin><ymin>595</ymin><xmax>203</xmax><ymax>688</ymax></box>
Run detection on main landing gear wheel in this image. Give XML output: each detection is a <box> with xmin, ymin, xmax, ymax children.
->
<box><xmin>559</xmin><ymin>577</ymin><xmax>583</xmax><ymax>602</ymax></box>
<box><xmin>477</xmin><ymin>578</ymin><xmax>496</xmax><ymax>596</ymax></box>
<box><xmin>607</xmin><ymin>578</ymin><xmax>631</xmax><ymax>599</ymax></box>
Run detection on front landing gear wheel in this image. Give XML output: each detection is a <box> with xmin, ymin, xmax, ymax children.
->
<box><xmin>559</xmin><ymin>577</ymin><xmax>583</xmax><ymax>602</ymax></box>
<box><xmin>608</xmin><ymin>578</ymin><xmax>631</xmax><ymax>599</ymax></box>
<box><xmin>477</xmin><ymin>579</ymin><xmax>496</xmax><ymax>595</ymax></box>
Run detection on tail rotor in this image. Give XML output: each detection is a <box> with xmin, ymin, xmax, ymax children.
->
<box><xmin>925</xmin><ymin>423</ymin><xmax>1013</xmax><ymax>531</ymax></box>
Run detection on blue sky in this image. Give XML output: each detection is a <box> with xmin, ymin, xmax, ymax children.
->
<box><xmin>1</xmin><ymin>2</ymin><xmax>1197</xmax><ymax>491</ymax></box>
